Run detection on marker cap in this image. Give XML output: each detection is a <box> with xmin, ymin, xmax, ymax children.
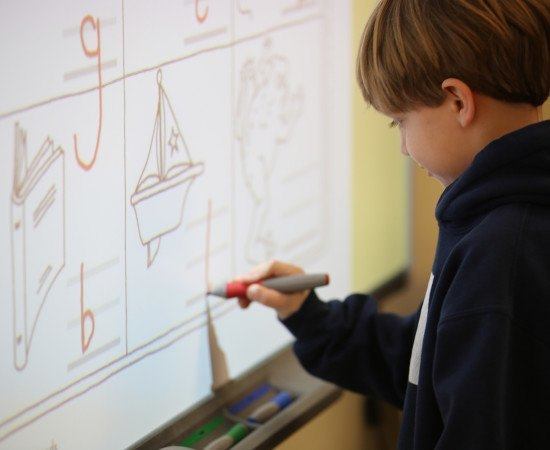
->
<box><xmin>272</xmin><ymin>391</ymin><xmax>293</xmax><ymax>409</ymax></box>
<box><xmin>227</xmin><ymin>423</ymin><xmax>248</xmax><ymax>442</ymax></box>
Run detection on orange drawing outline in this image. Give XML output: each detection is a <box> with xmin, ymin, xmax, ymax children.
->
<box><xmin>130</xmin><ymin>70</ymin><xmax>204</xmax><ymax>267</ymax></box>
<box><xmin>11</xmin><ymin>124</ymin><xmax>66</xmax><ymax>371</ymax></box>
<box><xmin>204</xmin><ymin>199</ymin><xmax>230</xmax><ymax>391</ymax></box>
<box><xmin>73</xmin><ymin>15</ymin><xmax>103</xmax><ymax>171</ymax></box>
<box><xmin>79</xmin><ymin>262</ymin><xmax>95</xmax><ymax>354</ymax></box>
<box><xmin>0</xmin><ymin>10</ymin><xmax>330</xmax><ymax>443</ymax></box>
<box><xmin>237</xmin><ymin>1</ymin><xmax>252</xmax><ymax>16</ymax></box>
<box><xmin>195</xmin><ymin>0</ymin><xmax>209</xmax><ymax>23</ymax></box>
<box><xmin>235</xmin><ymin>40</ymin><xmax>304</xmax><ymax>263</ymax></box>
<box><xmin>0</xmin><ymin>15</ymin><xmax>322</xmax><ymax>122</ymax></box>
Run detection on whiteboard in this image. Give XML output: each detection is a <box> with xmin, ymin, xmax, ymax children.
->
<box><xmin>0</xmin><ymin>1</ymin><xmax>351</xmax><ymax>449</ymax></box>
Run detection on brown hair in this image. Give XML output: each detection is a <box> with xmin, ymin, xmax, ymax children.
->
<box><xmin>357</xmin><ymin>0</ymin><xmax>550</xmax><ymax>112</ymax></box>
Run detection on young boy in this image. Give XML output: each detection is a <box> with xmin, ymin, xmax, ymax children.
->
<box><xmin>236</xmin><ymin>0</ymin><xmax>549</xmax><ymax>448</ymax></box>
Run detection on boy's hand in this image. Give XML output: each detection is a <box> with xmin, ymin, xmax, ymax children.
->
<box><xmin>234</xmin><ymin>260</ymin><xmax>309</xmax><ymax>320</ymax></box>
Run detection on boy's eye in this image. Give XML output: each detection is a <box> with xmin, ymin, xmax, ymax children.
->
<box><xmin>388</xmin><ymin>120</ymin><xmax>399</xmax><ymax>128</ymax></box>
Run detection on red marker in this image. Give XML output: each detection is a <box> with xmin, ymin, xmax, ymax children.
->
<box><xmin>208</xmin><ymin>273</ymin><xmax>330</xmax><ymax>299</ymax></box>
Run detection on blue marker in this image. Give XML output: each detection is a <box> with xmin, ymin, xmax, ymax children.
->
<box><xmin>228</xmin><ymin>383</ymin><xmax>271</xmax><ymax>416</ymax></box>
<box><xmin>247</xmin><ymin>391</ymin><xmax>294</xmax><ymax>424</ymax></box>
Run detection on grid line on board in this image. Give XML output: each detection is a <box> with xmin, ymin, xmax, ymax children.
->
<box><xmin>122</xmin><ymin>0</ymin><xmax>129</xmax><ymax>357</ymax></box>
<box><xmin>0</xmin><ymin>1</ymin><xmax>328</xmax><ymax>445</ymax></box>
<box><xmin>0</xmin><ymin>14</ymin><xmax>323</xmax><ymax>121</ymax></box>
<box><xmin>0</xmin><ymin>297</ymin><xmax>231</xmax><ymax>434</ymax></box>
<box><xmin>0</xmin><ymin>303</ymin><xmax>238</xmax><ymax>444</ymax></box>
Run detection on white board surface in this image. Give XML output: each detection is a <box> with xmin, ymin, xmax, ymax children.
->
<box><xmin>0</xmin><ymin>1</ymin><xmax>351</xmax><ymax>449</ymax></box>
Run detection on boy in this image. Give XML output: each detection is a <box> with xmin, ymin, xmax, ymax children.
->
<box><xmin>236</xmin><ymin>0</ymin><xmax>549</xmax><ymax>449</ymax></box>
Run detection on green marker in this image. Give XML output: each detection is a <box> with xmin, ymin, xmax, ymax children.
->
<box><xmin>203</xmin><ymin>423</ymin><xmax>248</xmax><ymax>450</ymax></box>
<box><xmin>179</xmin><ymin>416</ymin><xmax>224</xmax><ymax>447</ymax></box>
<box><xmin>160</xmin><ymin>447</ymin><xmax>193</xmax><ymax>449</ymax></box>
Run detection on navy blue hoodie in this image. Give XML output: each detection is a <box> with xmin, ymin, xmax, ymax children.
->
<box><xmin>282</xmin><ymin>120</ymin><xmax>550</xmax><ymax>449</ymax></box>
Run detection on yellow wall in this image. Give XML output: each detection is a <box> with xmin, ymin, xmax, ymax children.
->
<box><xmin>351</xmin><ymin>1</ymin><xmax>410</xmax><ymax>292</ymax></box>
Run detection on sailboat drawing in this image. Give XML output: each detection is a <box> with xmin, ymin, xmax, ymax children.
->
<box><xmin>131</xmin><ymin>70</ymin><xmax>204</xmax><ymax>267</ymax></box>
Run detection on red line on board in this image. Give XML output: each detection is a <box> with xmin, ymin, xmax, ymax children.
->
<box><xmin>195</xmin><ymin>0</ymin><xmax>209</xmax><ymax>24</ymax></box>
<box><xmin>0</xmin><ymin>303</ymin><xmax>238</xmax><ymax>444</ymax></box>
<box><xmin>74</xmin><ymin>15</ymin><xmax>103</xmax><ymax>171</ymax></box>
<box><xmin>80</xmin><ymin>262</ymin><xmax>95</xmax><ymax>353</ymax></box>
<box><xmin>0</xmin><ymin>14</ymin><xmax>322</xmax><ymax>121</ymax></box>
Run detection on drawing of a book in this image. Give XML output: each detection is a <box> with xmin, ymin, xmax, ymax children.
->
<box><xmin>131</xmin><ymin>70</ymin><xmax>204</xmax><ymax>267</ymax></box>
<box><xmin>11</xmin><ymin>123</ymin><xmax>65</xmax><ymax>371</ymax></box>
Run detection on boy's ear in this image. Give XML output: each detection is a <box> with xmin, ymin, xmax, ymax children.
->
<box><xmin>441</xmin><ymin>78</ymin><xmax>476</xmax><ymax>127</ymax></box>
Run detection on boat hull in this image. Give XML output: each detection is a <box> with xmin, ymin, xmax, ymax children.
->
<box><xmin>131</xmin><ymin>162</ymin><xmax>204</xmax><ymax>246</ymax></box>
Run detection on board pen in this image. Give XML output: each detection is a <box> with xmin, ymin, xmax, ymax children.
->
<box><xmin>208</xmin><ymin>273</ymin><xmax>330</xmax><ymax>299</ymax></box>
<box><xmin>247</xmin><ymin>391</ymin><xmax>294</xmax><ymax>424</ymax></box>
<box><xmin>203</xmin><ymin>423</ymin><xmax>248</xmax><ymax>450</ymax></box>
<box><xmin>160</xmin><ymin>447</ymin><xmax>193</xmax><ymax>450</ymax></box>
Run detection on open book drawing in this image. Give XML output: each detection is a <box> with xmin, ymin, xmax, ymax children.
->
<box><xmin>11</xmin><ymin>123</ymin><xmax>65</xmax><ymax>370</ymax></box>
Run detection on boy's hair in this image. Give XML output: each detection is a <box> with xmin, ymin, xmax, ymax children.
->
<box><xmin>357</xmin><ymin>0</ymin><xmax>550</xmax><ymax>112</ymax></box>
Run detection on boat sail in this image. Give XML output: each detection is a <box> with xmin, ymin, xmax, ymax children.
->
<box><xmin>131</xmin><ymin>70</ymin><xmax>204</xmax><ymax>267</ymax></box>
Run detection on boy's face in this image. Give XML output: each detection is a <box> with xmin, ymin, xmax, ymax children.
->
<box><xmin>381</xmin><ymin>79</ymin><xmax>542</xmax><ymax>187</ymax></box>
<box><xmin>386</xmin><ymin>104</ymin><xmax>476</xmax><ymax>187</ymax></box>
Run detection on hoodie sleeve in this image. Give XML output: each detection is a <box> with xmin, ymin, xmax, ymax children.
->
<box><xmin>281</xmin><ymin>290</ymin><xmax>420</xmax><ymax>407</ymax></box>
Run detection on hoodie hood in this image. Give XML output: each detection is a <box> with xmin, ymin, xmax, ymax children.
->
<box><xmin>436</xmin><ymin>120</ymin><xmax>550</xmax><ymax>226</ymax></box>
